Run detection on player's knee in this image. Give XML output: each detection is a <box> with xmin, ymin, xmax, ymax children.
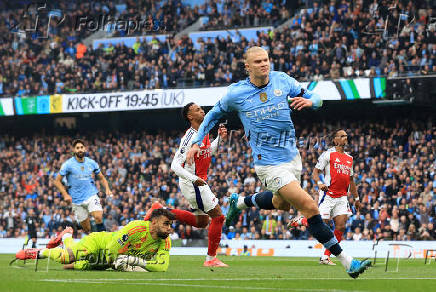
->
<box><xmin>196</xmin><ymin>216</ymin><xmax>209</xmax><ymax>228</ymax></box>
<box><xmin>303</xmin><ymin>200</ymin><xmax>319</xmax><ymax>218</ymax></box>
<box><xmin>207</xmin><ymin>205</ymin><xmax>223</xmax><ymax>218</ymax></box>
<box><xmin>93</xmin><ymin>213</ymin><xmax>103</xmax><ymax>223</ymax></box>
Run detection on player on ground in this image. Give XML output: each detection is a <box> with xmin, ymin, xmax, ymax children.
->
<box><xmin>53</xmin><ymin>139</ymin><xmax>112</xmax><ymax>235</ymax></box>
<box><xmin>290</xmin><ymin>129</ymin><xmax>361</xmax><ymax>265</ymax></box>
<box><xmin>149</xmin><ymin>102</ymin><xmax>228</xmax><ymax>267</ymax></box>
<box><xmin>15</xmin><ymin>209</ymin><xmax>174</xmax><ymax>272</ymax></box>
<box><xmin>186</xmin><ymin>46</ymin><xmax>370</xmax><ymax>278</ymax></box>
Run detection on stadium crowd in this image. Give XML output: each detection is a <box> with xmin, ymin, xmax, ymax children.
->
<box><xmin>0</xmin><ymin>117</ymin><xmax>434</xmax><ymax>242</ymax></box>
<box><xmin>1</xmin><ymin>0</ymin><xmax>435</xmax><ymax>97</ymax></box>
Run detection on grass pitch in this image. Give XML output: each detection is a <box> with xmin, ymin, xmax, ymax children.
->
<box><xmin>3</xmin><ymin>255</ymin><xmax>435</xmax><ymax>292</ymax></box>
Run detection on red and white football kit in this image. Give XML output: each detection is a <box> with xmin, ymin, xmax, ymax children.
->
<box><xmin>171</xmin><ymin>127</ymin><xmax>220</xmax><ymax>214</ymax></box>
<box><xmin>315</xmin><ymin>147</ymin><xmax>353</xmax><ymax>219</ymax></box>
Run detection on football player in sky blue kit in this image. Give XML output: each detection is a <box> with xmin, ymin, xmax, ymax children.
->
<box><xmin>186</xmin><ymin>47</ymin><xmax>371</xmax><ymax>278</ymax></box>
<box><xmin>53</xmin><ymin>139</ymin><xmax>112</xmax><ymax>234</ymax></box>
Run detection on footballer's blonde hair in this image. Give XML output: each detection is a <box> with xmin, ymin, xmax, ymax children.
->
<box><xmin>243</xmin><ymin>46</ymin><xmax>269</xmax><ymax>62</ymax></box>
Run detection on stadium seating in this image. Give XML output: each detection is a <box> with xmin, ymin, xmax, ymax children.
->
<box><xmin>1</xmin><ymin>0</ymin><xmax>435</xmax><ymax>98</ymax></box>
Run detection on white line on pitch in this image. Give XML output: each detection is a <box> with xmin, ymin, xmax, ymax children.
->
<box><xmin>39</xmin><ymin>279</ymin><xmax>364</xmax><ymax>292</ymax></box>
<box><xmin>41</xmin><ymin>277</ymin><xmax>436</xmax><ymax>281</ymax></box>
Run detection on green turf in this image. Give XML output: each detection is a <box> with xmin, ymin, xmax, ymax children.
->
<box><xmin>2</xmin><ymin>255</ymin><xmax>435</xmax><ymax>292</ymax></box>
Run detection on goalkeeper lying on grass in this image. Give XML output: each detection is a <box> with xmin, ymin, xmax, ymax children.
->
<box><xmin>15</xmin><ymin>208</ymin><xmax>175</xmax><ymax>272</ymax></box>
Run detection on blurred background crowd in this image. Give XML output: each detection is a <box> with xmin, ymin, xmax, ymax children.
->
<box><xmin>0</xmin><ymin>0</ymin><xmax>435</xmax><ymax>97</ymax></box>
<box><xmin>1</xmin><ymin>116</ymin><xmax>434</xmax><ymax>242</ymax></box>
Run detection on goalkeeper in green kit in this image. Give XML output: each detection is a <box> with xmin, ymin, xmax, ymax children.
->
<box><xmin>15</xmin><ymin>209</ymin><xmax>175</xmax><ymax>272</ymax></box>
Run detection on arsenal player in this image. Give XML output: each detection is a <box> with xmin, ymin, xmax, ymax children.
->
<box><xmin>145</xmin><ymin>102</ymin><xmax>228</xmax><ymax>267</ymax></box>
<box><xmin>290</xmin><ymin>129</ymin><xmax>360</xmax><ymax>265</ymax></box>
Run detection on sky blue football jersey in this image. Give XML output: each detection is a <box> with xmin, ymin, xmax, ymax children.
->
<box><xmin>192</xmin><ymin>71</ymin><xmax>322</xmax><ymax>166</ymax></box>
<box><xmin>58</xmin><ymin>157</ymin><xmax>101</xmax><ymax>203</ymax></box>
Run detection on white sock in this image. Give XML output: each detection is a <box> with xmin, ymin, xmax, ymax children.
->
<box><xmin>206</xmin><ymin>255</ymin><xmax>215</xmax><ymax>261</ymax></box>
<box><xmin>62</xmin><ymin>233</ymin><xmax>72</xmax><ymax>241</ymax></box>
<box><xmin>320</xmin><ymin>254</ymin><xmax>329</xmax><ymax>260</ymax></box>
<box><xmin>336</xmin><ymin>251</ymin><xmax>353</xmax><ymax>270</ymax></box>
<box><xmin>237</xmin><ymin>197</ymin><xmax>248</xmax><ymax>209</ymax></box>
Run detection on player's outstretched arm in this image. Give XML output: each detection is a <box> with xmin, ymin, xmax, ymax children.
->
<box><xmin>187</xmin><ymin>92</ymin><xmax>233</xmax><ymax>164</ymax></box>
<box><xmin>192</xmin><ymin>104</ymin><xmax>226</xmax><ymax>146</ymax></box>
<box><xmin>97</xmin><ymin>172</ymin><xmax>112</xmax><ymax>197</ymax></box>
<box><xmin>287</xmin><ymin>74</ymin><xmax>323</xmax><ymax>110</ymax></box>
<box><xmin>289</xmin><ymin>90</ymin><xmax>322</xmax><ymax>111</ymax></box>
<box><xmin>210</xmin><ymin>124</ymin><xmax>227</xmax><ymax>154</ymax></box>
<box><xmin>53</xmin><ymin>174</ymin><xmax>72</xmax><ymax>204</ymax></box>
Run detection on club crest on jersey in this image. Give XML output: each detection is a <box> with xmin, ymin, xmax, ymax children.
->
<box><xmin>274</xmin><ymin>89</ymin><xmax>282</xmax><ymax>96</ymax></box>
<box><xmin>117</xmin><ymin>234</ymin><xmax>129</xmax><ymax>245</ymax></box>
<box><xmin>259</xmin><ymin>92</ymin><xmax>268</xmax><ymax>102</ymax></box>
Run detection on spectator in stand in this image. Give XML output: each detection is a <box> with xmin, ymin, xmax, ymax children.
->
<box><xmin>0</xmin><ymin>113</ymin><xmax>434</xmax><ymax>241</ymax></box>
<box><xmin>1</xmin><ymin>1</ymin><xmax>435</xmax><ymax>98</ymax></box>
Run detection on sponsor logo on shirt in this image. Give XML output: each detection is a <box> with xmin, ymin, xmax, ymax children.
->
<box><xmin>333</xmin><ymin>162</ymin><xmax>351</xmax><ymax>175</ymax></box>
<box><xmin>245</xmin><ymin>101</ymin><xmax>287</xmax><ymax>122</ymax></box>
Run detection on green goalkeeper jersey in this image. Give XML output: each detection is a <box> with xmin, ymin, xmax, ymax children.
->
<box><xmin>107</xmin><ymin>220</ymin><xmax>171</xmax><ymax>271</ymax></box>
<box><xmin>73</xmin><ymin>220</ymin><xmax>171</xmax><ymax>271</ymax></box>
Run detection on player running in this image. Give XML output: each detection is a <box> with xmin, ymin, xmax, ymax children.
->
<box><xmin>290</xmin><ymin>129</ymin><xmax>361</xmax><ymax>265</ymax></box>
<box><xmin>15</xmin><ymin>209</ymin><xmax>174</xmax><ymax>272</ymax></box>
<box><xmin>150</xmin><ymin>102</ymin><xmax>228</xmax><ymax>267</ymax></box>
<box><xmin>186</xmin><ymin>46</ymin><xmax>370</xmax><ymax>278</ymax></box>
<box><xmin>53</xmin><ymin>139</ymin><xmax>112</xmax><ymax>234</ymax></box>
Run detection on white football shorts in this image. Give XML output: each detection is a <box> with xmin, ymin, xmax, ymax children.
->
<box><xmin>254</xmin><ymin>152</ymin><xmax>302</xmax><ymax>194</ymax></box>
<box><xmin>179</xmin><ymin>181</ymin><xmax>218</xmax><ymax>215</ymax></box>
<box><xmin>318</xmin><ymin>191</ymin><xmax>352</xmax><ymax>220</ymax></box>
<box><xmin>72</xmin><ymin>194</ymin><xmax>103</xmax><ymax>223</ymax></box>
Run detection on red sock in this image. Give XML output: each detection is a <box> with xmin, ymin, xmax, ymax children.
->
<box><xmin>170</xmin><ymin>209</ymin><xmax>200</xmax><ymax>227</ymax></box>
<box><xmin>324</xmin><ymin>229</ymin><xmax>343</xmax><ymax>256</ymax></box>
<box><xmin>207</xmin><ymin>215</ymin><xmax>224</xmax><ymax>257</ymax></box>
